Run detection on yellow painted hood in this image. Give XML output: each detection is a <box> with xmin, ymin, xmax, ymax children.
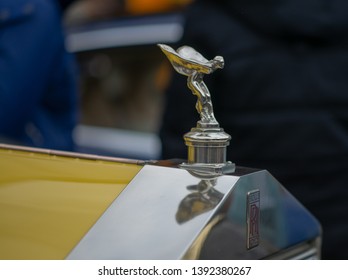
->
<box><xmin>0</xmin><ymin>145</ymin><xmax>142</xmax><ymax>259</ymax></box>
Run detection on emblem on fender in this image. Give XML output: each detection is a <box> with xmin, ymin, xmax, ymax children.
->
<box><xmin>246</xmin><ymin>189</ymin><xmax>260</xmax><ymax>249</ymax></box>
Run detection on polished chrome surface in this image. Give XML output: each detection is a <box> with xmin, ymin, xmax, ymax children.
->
<box><xmin>67</xmin><ymin>165</ymin><xmax>321</xmax><ymax>259</ymax></box>
<box><xmin>184</xmin><ymin>128</ymin><xmax>230</xmax><ymax>164</ymax></box>
<box><xmin>195</xmin><ymin>168</ymin><xmax>322</xmax><ymax>259</ymax></box>
<box><xmin>181</xmin><ymin>127</ymin><xmax>235</xmax><ymax>178</ymax></box>
<box><xmin>158</xmin><ymin>44</ymin><xmax>235</xmax><ymax>178</ymax></box>
<box><xmin>67</xmin><ymin>165</ymin><xmax>239</xmax><ymax>259</ymax></box>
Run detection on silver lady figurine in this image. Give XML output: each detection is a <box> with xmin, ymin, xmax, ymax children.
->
<box><xmin>158</xmin><ymin>44</ymin><xmax>224</xmax><ymax>128</ymax></box>
<box><xmin>158</xmin><ymin>44</ymin><xmax>235</xmax><ymax>178</ymax></box>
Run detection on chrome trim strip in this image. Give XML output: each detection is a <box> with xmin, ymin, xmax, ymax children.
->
<box><xmin>263</xmin><ymin>239</ymin><xmax>321</xmax><ymax>260</ymax></box>
<box><xmin>289</xmin><ymin>248</ymin><xmax>318</xmax><ymax>260</ymax></box>
<box><xmin>0</xmin><ymin>143</ymin><xmax>144</xmax><ymax>165</ymax></box>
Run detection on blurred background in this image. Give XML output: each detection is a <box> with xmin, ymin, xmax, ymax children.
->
<box><xmin>64</xmin><ymin>0</ymin><xmax>192</xmax><ymax>159</ymax></box>
<box><xmin>2</xmin><ymin>0</ymin><xmax>348</xmax><ymax>259</ymax></box>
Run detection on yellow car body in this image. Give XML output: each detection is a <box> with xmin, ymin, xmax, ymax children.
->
<box><xmin>0</xmin><ymin>144</ymin><xmax>141</xmax><ymax>259</ymax></box>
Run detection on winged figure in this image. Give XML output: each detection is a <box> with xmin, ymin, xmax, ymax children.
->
<box><xmin>158</xmin><ymin>44</ymin><xmax>224</xmax><ymax>127</ymax></box>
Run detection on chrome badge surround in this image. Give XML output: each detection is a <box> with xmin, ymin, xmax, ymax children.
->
<box><xmin>246</xmin><ymin>189</ymin><xmax>260</xmax><ymax>249</ymax></box>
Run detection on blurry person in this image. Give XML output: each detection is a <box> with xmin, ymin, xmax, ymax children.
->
<box><xmin>0</xmin><ymin>0</ymin><xmax>78</xmax><ymax>151</ymax></box>
<box><xmin>160</xmin><ymin>0</ymin><xmax>348</xmax><ymax>259</ymax></box>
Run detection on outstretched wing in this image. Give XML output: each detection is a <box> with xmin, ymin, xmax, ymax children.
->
<box><xmin>158</xmin><ymin>44</ymin><xmax>213</xmax><ymax>75</ymax></box>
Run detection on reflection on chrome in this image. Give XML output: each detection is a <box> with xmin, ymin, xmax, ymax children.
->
<box><xmin>176</xmin><ymin>179</ymin><xmax>224</xmax><ymax>224</ymax></box>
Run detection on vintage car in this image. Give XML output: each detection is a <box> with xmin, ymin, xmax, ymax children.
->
<box><xmin>0</xmin><ymin>44</ymin><xmax>321</xmax><ymax>260</ymax></box>
<box><xmin>0</xmin><ymin>11</ymin><xmax>321</xmax><ymax>260</ymax></box>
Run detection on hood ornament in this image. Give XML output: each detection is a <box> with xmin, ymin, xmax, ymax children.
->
<box><xmin>158</xmin><ymin>44</ymin><xmax>235</xmax><ymax>179</ymax></box>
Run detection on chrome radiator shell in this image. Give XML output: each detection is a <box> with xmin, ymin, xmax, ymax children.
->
<box><xmin>67</xmin><ymin>164</ymin><xmax>321</xmax><ymax>260</ymax></box>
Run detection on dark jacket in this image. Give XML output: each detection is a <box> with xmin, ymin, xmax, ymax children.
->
<box><xmin>160</xmin><ymin>0</ymin><xmax>348</xmax><ymax>259</ymax></box>
<box><xmin>0</xmin><ymin>0</ymin><xmax>78</xmax><ymax>150</ymax></box>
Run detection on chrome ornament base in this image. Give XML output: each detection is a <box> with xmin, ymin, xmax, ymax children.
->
<box><xmin>180</xmin><ymin>126</ymin><xmax>235</xmax><ymax>178</ymax></box>
<box><xmin>179</xmin><ymin>162</ymin><xmax>235</xmax><ymax>179</ymax></box>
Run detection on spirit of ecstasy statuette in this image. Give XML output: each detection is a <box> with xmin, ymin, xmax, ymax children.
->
<box><xmin>158</xmin><ymin>44</ymin><xmax>235</xmax><ymax>178</ymax></box>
